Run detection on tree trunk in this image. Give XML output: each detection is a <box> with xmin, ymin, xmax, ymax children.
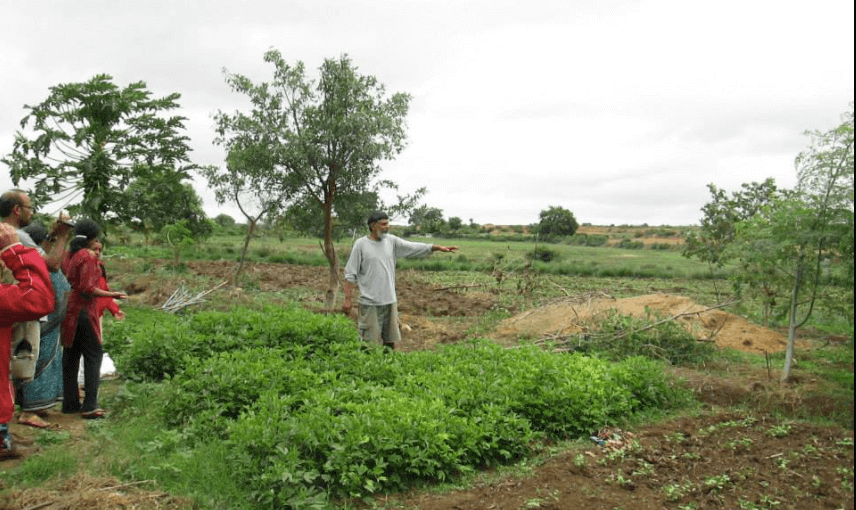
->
<box><xmin>781</xmin><ymin>251</ymin><xmax>804</xmax><ymax>382</ymax></box>
<box><xmin>322</xmin><ymin>195</ymin><xmax>339</xmax><ymax>310</ymax></box>
<box><xmin>234</xmin><ymin>220</ymin><xmax>255</xmax><ymax>287</ymax></box>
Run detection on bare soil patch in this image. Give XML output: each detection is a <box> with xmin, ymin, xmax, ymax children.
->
<box><xmin>397</xmin><ymin>413</ymin><xmax>853</xmax><ymax>510</ymax></box>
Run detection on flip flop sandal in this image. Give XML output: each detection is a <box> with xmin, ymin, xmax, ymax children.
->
<box><xmin>18</xmin><ymin>416</ymin><xmax>57</xmax><ymax>429</ymax></box>
<box><xmin>81</xmin><ymin>409</ymin><xmax>106</xmax><ymax>420</ymax></box>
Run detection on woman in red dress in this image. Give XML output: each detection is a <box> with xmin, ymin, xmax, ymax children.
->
<box><xmin>60</xmin><ymin>220</ymin><xmax>125</xmax><ymax>419</ymax></box>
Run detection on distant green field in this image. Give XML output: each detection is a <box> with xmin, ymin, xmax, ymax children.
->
<box><xmin>107</xmin><ymin>232</ymin><xmax>725</xmax><ymax>280</ymax></box>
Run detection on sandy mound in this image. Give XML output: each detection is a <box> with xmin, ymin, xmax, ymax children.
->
<box><xmin>494</xmin><ymin>293</ymin><xmax>794</xmax><ymax>354</ymax></box>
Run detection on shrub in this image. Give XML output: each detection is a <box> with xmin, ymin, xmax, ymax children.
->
<box><xmin>527</xmin><ymin>246</ymin><xmax>560</xmax><ymax>262</ymax></box>
<box><xmin>617</xmin><ymin>238</ymin><xmax>645</xmax><ymax>250</ymax></box>
<box><xmin>116</xmin><ymin>306</ymin><xmax>694</xmax><ymax>507</ymax></box>
<box><xmin>115</xmin><ymin>305</ymin><xmax>360</xmax><ymax>381</ymax></box>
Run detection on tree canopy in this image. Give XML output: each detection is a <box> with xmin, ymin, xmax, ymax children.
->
<box><xmin>409</xmin><ymin>205</ymin><xmax>446</xmax><ymax>234</ymax></box>
<box><xmin>536</xmin><ymin>206</ymin><xmax>579</xmax><ymax>239</ymax></box>
<box><xmin>207</xmin><ymin>50</ymin><xmax>419</xmax><ymax>305</ymax></box>
<box><xmin>690</xmin><ymin>105</ymin><xmax>854</xmax><ymax>381</ymax></box>
<box><xmin>2</xmin><ymin>74</ymin><xmax>201</xmax><ymax>229</ymax></box>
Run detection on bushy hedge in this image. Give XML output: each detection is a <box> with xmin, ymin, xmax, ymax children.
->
<box><xmin>113</xmin><ymin>305</ymin><xmax>360</xmax><ymax>381</ymax></box>
<box><xmin>114</xmin><ymin>307</ymin><xmax>692</xmax><ymax>508</ymax></box>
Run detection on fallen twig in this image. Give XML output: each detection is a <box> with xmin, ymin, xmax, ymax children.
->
<box><xmin>433</xmin><ymin>283</ymin><xmax>489</xmax><ymax>292</ymax></box>
<box><xmin>21</xmin><ymin>502</ymin><xmax>53</xmax><ymax>510</ymax></box>
<box><xmin>97</xmin><ymin>479</ymin><xmax>156</xmax><ymax>491</ymax></box>
<box><xmin>612</xmin><ymin>300</ymin><xmax>739</xmax><ymax>340</ymax></box>
<box><xmin>161</xmin><ymin>281</ymin><xmax>228</xmax><ymax>313</ymax></box>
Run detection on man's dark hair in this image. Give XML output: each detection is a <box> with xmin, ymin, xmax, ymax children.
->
<box><xmin>367</xmin><ymin>210</ymin><xmax>389</xmax><ymax>228</ymax></box>
<box><xmin>23</xmin><ymin>223</ymin><xmax>48</xmax><ymax>246</ymax></box>
<box><xmin>0</xmin><ymin>189</ymin><xmax>27</xmax><ymax>218</ymax></box>
<box><xmin>69</xmin><ymin>218</ymin><xmax>101</xmax><ymax>254</ymax></box>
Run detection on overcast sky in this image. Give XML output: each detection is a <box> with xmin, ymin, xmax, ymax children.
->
<box><xmin>1</xmin><ymin>0</ymin><xmax>853</xmax><ymax>226</ymax></box>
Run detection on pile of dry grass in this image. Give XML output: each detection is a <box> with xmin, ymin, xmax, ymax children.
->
<box><xmin>0</xmin><ymin>474</ymin><xmax>195</xmax><ymax>510</ymax></box>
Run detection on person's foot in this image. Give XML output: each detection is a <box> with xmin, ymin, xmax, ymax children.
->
<box><xmin>18</xmin><ymin>412</ymin><xmax>51</xmax><ymax>429</ymax></box>
<box><xmin>0</xmin><ymin>443</ymin><xmax>23</xmax><ymax>460</ymax></box>
<box><xmin>81</xmin><ymin>409</ymin><xmax>106</xmax><ymax>420</ymax></box>
<box><xmin>1</xmin><ymin>428</ymin><xmax>23</xmax><ymax>460</ymax></box>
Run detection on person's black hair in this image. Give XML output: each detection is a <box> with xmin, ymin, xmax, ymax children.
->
<box><xmin>0</xmin><ymin>189</ymin><xmax>26</xmax><ymax>218</ymax></box>
<box><xmin>367</xmin><ymin>210</ymin><xmax>389</xmax><ymax>228</ymax></box>
<box><xmin>23</xmin><ymin>223</ymin><xmax>48</xmax><ymax>246</ymax></box>
<box><xmin>68</xmin><ymin>218</ymin><xmax>101</xmax><ymax>255</ymax></box>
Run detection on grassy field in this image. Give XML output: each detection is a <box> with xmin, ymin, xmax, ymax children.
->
<box><xmin>109</xmin><ymin>229</ymin><xmax>723</xmax><ymax>278</ymax></box>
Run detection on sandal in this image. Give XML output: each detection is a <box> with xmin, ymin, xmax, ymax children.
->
<box><xmin>81</xmin><ymin>409</ymin><xmax>106</xmax><ymax>420</ymax></box>
<box><xmin>18</xmin><ymin>415</ymin><xmax>60</xmax><ymax>430</ymax></box>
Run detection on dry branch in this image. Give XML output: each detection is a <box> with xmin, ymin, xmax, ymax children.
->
<box><xmin>432</xmin><ymin>283</ymin><xmax>489</xmax><ymax>292</ymax></box>
<box><xmin>611</xmin><ymin>300</ymin><xmax>739</xmax><ymax>340</ymax></box>
<box><xmin>160</xmin><ymin>281</ymin><xmax>228</xmax><ymax>313</ymax></box>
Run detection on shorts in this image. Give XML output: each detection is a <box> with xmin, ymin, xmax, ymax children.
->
<box><xmin>358</xmin><ymin>303</ymin><xmax>401</xmax><ymax>345</ymax></box>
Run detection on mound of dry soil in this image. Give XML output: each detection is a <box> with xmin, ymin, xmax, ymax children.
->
<box><xmin>494</xmin><ymin>293</ymin><xmax>798</xmax><ymax>354</ymax></box>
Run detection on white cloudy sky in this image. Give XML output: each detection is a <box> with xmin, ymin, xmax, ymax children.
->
<box><xmin>1</xmin><ymin>0</ymin><xmax>853</xmax><ymax>226</ymax></box>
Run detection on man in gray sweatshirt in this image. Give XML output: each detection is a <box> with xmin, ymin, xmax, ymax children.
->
<box><xmin>343</xmin><ymin>210</ymin><xmax>458</xmax><ymax>350</ymax></box>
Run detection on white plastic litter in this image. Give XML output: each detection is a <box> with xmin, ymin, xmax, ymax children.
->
<box><xmin>77</xmin><ymin>353</ymin><xmax>118</xmax><ymax>384</ymax></box>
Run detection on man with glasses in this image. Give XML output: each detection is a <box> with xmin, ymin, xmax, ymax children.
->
<box><xmin>1</xmin><ymin>190</ymin><xmax>72</xmax><ymax>271</ymax></box>
<box><xmin>0</xmin><ymin>189</ymin><xmax>37</xmax><ymax>247</ymax></box>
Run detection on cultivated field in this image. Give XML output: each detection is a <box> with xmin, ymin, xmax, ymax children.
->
<box><xmin>1</xmin><ymin>229</ymin><xmax>852</xmax><ymax>510</ymax></box>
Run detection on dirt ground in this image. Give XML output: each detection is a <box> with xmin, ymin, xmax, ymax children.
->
<box><xmin>3</xmin><ymin>260</ymin><xmax>853</xmax><ymax>510</ymax></box>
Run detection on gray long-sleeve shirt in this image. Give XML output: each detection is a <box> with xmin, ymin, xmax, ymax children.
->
<box><xmin>344</xmin><ymin>234</ymin><xmax>432</xmax><ymax>306</ymax></box>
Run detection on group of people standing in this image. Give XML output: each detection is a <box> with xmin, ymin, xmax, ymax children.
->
<box><xmin>1</xmin><ymin>189</ymin><xmax>126</xmax><ymax>459</ymax></box>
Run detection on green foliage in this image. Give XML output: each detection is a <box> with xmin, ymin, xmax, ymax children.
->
<box><xmin>567</xmin><ymin>233</ymin><xmax>609</xmax><ymax>247</ymax></box>
<box><xmin>114</xmin><ymin>177</ymin><xmax>213</xmax><ymax>241</ymax></box>
<box><xmin>574</xmin><ymin>309</ymin><xmax>717</xmax><ymax>366</ymax></box>
<box><xmin>111</xmin><ymin>305</ymin><xmax>690</xmax><ymax>507</ymax></box>
<box><xmin>536</xmin><ymin>205</ymin><xmax>579</xmax><ymax>240</ymax></box>
<box><xmin>617</xmin><ymin>238</ymin><xmax>644</xmax><ymax>250</ymax></box>
<box><xmin>409</xmin><ymin>205</ymin><xmax>446</xmax><ymax>234</ymax></box>
<box><xmin>114</xmin><ymin>305</ymin><xmax>360</xmax><ymax>382</ymax></box>
<box><xmin>683</xmin><ymin>178</ymin><xmax>782</xmax><ymax>268</ymax></box>
<box><xmin>210</xmin><ymin>49</ymin><xmax>421</xmax><ymax>306</ymax></box>
<box><xmin>3</xmin><ymin>74</ymin><xmax>199</xmax><ymax>226</ymax></box>
<box><xmin>526</xmin><ymin>246</ymin><xmax>560</xmax><ymax>262</ymax></box>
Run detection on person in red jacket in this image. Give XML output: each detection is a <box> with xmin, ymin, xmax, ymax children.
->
<box><xmin>0</xmin><ymin>223</ymin><xmax>55</xmax><ymax>459</ymax></box>
<box><xmin>60</xmin><ymin>220</ymin><xmax>126</xmax><ymax>420</ymax></box>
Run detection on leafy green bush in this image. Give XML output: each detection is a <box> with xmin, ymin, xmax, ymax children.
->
<box><xmin>113</xmin><ymin>313</ymin><xmax>201</xmax><ymax>381</ymax></box>
<box><xmin>115</xmin><ymin>305</ymin><xmax>692</xmax><ymax>507</ymax></box>
<box><xmin>115</xmin><ymin>305</ymin><xmax>360</xmax><ymax>381</ymax></box>
<box><xmin>617</xmin><ymin>238</ymin><xmax>645</xmax><ymax>250</ymax></box>
<box><xmin>526</xmin><ymin>246</ymin><xmax>560</xmax><ymax>262</ymax></box>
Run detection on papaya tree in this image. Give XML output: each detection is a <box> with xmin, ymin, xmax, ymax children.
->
<box><xmin>2</xmin><ymin>74</ymin><xmax>199</xmax><ymax>228</ymax></box>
